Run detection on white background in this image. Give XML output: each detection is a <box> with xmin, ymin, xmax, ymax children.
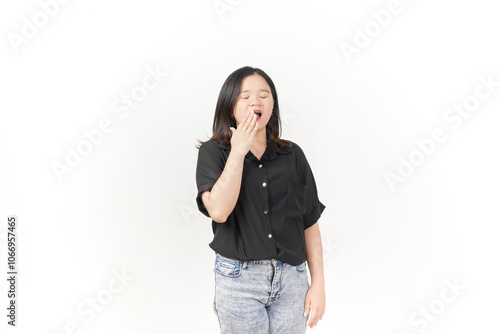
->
<box><xmin>1</xmin><ymin>0</ymin><xmax>500</xmax><ymax>333</ymax></box>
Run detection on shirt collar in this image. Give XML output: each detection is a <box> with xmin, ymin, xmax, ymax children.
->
<box><xmin>217</xmin><ymin>127</ymin><xmax>292</xmax><ymax>161</ymax></box>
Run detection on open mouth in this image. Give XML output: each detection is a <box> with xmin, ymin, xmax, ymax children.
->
<box><xmin>253</xmin><ymin>111</ymin><xmax>262</xmax><ymax>119</ymax></box>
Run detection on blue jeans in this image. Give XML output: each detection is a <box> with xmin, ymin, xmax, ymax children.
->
<box><xmin>212</xmin><ymin>252</ymin><xmax>310</xmax><ymax>334</ymax></box>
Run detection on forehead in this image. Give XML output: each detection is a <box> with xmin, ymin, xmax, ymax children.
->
<box><xmin>240</xmin><ymin>75</ymin><xmax>271</xmax><ymax>93</ymax></box>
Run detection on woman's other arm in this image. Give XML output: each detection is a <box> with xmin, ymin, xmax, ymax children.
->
<box><xmin>304</xmin><ymin>222</ymin><xmax>326</xmax><ymax>329</ymax></box>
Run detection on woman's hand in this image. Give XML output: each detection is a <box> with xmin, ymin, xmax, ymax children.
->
<box><xmin>303</xmin><ymin>284</ymin><xmax>326</xmax><ymax>329</ymax></box>
<box><xmin>229</xmin><ymin>111</ymin><xmax>259</xmax><ymax>157</ymax></box>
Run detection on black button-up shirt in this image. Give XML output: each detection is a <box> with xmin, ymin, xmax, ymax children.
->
<box><xmin>195</xmin><ymin>127</ymin><xmax>326</xmax><ymax>266</ymax></box>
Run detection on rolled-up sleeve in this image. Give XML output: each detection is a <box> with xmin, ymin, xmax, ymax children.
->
<box><xmin>294</xmin><ymin>143</ymin><xmax>326</xmax><ymax>230</ymax></box>
<box><xmin>195</xmin><ymin>141</ymin><xmax>224</xmax><ymax>218</ymax></box>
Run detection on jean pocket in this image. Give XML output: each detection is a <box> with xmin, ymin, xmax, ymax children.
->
<box><xmin>286</xmin><ymin>180</ymin><xmax>307</xmax><ymax>220</ymax></box>
<box><xmin>296</xmin><ymin>261</ymin><xmax>306</xmax><ymax>272</ymax></box>
<box><xmin>214</xmin><ymin>254</ymin><xmax>242</xmax><ymax>278</ymax></box>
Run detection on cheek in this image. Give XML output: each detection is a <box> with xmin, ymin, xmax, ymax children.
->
<box><xmin>235</xmin><ymin>101</ymin><xmax>246</xmax><ymax>113</ymax></box>
<box><xmin>237</xmin><ymin>101</ymin><xmax>249</xmax><ymax>115</ymax></box>
<box><xmin>234</xmin><ymin>109</ymin><xmax>244</xmax><ymax>123</ymax></box>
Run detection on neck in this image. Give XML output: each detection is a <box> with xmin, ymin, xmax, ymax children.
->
<box><xmin>254</xmin><ymin>128</ymin><xmax>267</xmax><ymax>146</ymax></box>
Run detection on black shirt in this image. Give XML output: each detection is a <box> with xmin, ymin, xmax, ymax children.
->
<box><xmin>195</xmin><ymin>127</ymin><xmax>326</xmax><ymax>266</ymax></box>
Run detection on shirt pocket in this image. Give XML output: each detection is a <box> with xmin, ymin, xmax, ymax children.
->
<box><xmin>285</xmin><ymin>180</ymin><xmax>307</xmax><ymax>221</ymax></box>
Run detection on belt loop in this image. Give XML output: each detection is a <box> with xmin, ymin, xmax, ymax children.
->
<box><xmin>242</xmin><ymin>260</ymin><xmax>247</xmax><ymax>269</ymax></box>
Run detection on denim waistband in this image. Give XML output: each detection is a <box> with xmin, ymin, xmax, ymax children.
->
<box><xmin>216</xmin><ymin>252</ymin><xmax>288</xmax><ymax>269</ymax></box>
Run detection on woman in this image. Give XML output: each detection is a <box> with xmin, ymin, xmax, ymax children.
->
<box><xmin>195</xmin><ymin>66</ymin><xmax>326</xmax><ymax>333</ymax></box>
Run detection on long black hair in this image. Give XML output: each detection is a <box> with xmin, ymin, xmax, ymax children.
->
<box><xmin>195</xmin><ymin>66</ymin><xmax>292</xmax><ymax>149</ymax></box>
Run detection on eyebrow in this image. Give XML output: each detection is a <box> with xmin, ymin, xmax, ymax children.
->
<box><xmin>240</xmin><ymin>89</ymin><xmax>271</xmax><ymax>94</ymax></box>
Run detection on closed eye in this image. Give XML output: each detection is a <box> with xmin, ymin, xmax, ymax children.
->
<box><xmin>242</xmin><ymin>97</ymin><xmax>268</xmax><ymax>99</ymax></box>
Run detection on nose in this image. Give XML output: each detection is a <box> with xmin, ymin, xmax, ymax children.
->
<box><xmin>250</xmin><ymin>99</ymin><xmax>261</xmax><ymax>106</ymax></box>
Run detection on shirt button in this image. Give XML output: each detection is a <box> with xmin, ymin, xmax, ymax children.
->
<box><xmin>259</xmin><ymin>164</ymin><xmax>263</xmax><ymax>168</ymax></box>
<box><xmin>262</xmin><ymin>182</ymin><xmax>267</xmax><ymax>187</ymax></box>
<box><xmin>264</xmin><ymin>210</ymin><xmax>268</xmax><ymax>214</ymax></box>
<box><xmin>268</xmin><ymin>234</ymin><xmax>272</xmax><ymax>238</ymax></box>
